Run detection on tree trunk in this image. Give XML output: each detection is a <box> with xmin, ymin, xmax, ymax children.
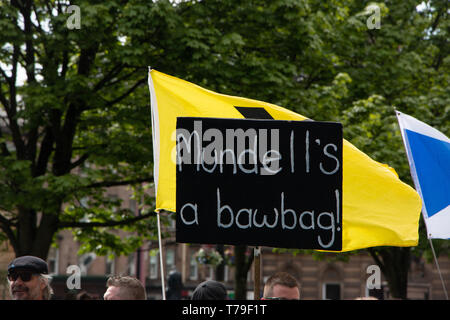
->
<box><xmin>16</xmin><ymin>207</ymin><xmax>37</xmax><ymax>256</ymax></box>
<box><xmin>15</xmin><ymin>206</ymin><xmax>60</xmax><ymax>260</ymax></box>
<box><xmin>215</xmin><ymin>244</ymin><xmax>225</xmax><ymax>281</ymax></box>
<box><xmin>234</xmin><ymin>245</ymin><xmax>254</xmax><ymax>300</ymax></box>
<box><xmin>31</xmin><ymin>212</ymin><xmax>59</xmax><ymax>259</ymax></box>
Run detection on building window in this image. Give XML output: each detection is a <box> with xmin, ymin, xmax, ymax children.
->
<box><xmin>129</xmin><ymin>199</ymin><xmax>138</xmax><ymax>215</ymax></box>
<box><xmin>47</xmin><ymin>247</ymin><xmax>59</xmax><ymax>275</ymax></box>
<box><xmin>323</xmin><ymin>283</ymin><xmax>341</xmax><ymax>300</ymax></box>
<box><xmin>189</xmin><ymin>253</ymin><xmax>198</xmax><ymax>280</ymax></box>
<box><xmin>149</xmin><ymin>254</ymin><xmax>158</xmax><ymax>279</ymax></box>
<box><xmin>224</xmin><ymin>265</ymin><xmax>230</xmax><ymax>282</ymax></box>
<box><xmin>167</xmin><ymin>212</ymin><xmax>176</xmax><ymax>231</ymax></box>
<box><xmin>79</xmin><ymin>253</ymin><xmax>96</xmax><ymax>275</ymax></box>
<box><xmin>110</xmin><ymin>195</ymin><xmax>119</xmax><ymax>213</ymax></box>
<box><xmin>166</xmin><ymin>248</ymin><xmax>176</xmax><ymax>273</ymax></box>
<box><xmin>206</xmin><ymin>266</ymin><xmax>214</xmax><ymax>280</ymax></box>
<box><xmin>106</xmin><ymin>256</ymin><xmax>115</xmax><ymax>276</ymax></box>
<box><xmin>127</xmin><ymin>252</ymin><xmax>136</xmax><ymax>276</ymax></box>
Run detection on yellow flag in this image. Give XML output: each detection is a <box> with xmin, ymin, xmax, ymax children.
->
<box><xmin>148</xmin><ymin>69</ymin><xmax>421</xmax><ymax>252</ymax></box>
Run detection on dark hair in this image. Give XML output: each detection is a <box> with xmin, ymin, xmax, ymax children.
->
<box><xmin>192</xmin><ymin>280</ymin><xmax>227</xmax><ymax>300</ymax></box>
<box><xmin>77</xmin><ymin>291</ymin><xmax>97</xmax><ymax>300</ymax></box>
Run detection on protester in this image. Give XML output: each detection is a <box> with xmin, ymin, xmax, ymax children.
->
<box><xmin>262</xmin><ymin>271</ymin><xmax>300</xmax><ymax>300</ymax></box>
<box><xmin>166</xmin><ymin>270</ymin><xmax>183</xmax><ymax>300</ymax></box>
<box><xmin>104</xmin><ymin>275</ymin><xmax>147</xmax><ymax>300</ymax></box>
<box><xmin>192</xmin><ymin>280</ymin><xmax>227</xmax><ymax>300</ymax></box>
<box><xmin>7</xmin><ymin>255</ymin><xmax>53</xmax><ymax>300</ymax></box>
<box><xmin>77</xmin><ymin>291</ymin><xmax>99</xmax><ymax>300</ymax></box>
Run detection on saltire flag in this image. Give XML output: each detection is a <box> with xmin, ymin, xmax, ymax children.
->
<box><xmin>396</xmin><ymin>111</ymin><xmax>450</xmax><ymax>239</ymax></box>
<box><xmin>148</xmin><ymin>69</ymin><xmax>421</xmax><ymax>252</ymax></box>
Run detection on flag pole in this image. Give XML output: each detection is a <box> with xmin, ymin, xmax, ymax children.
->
<box><xmin>253</xmin><ymin>246</ymin><xmax>261</xmax><ymax>300</ymax></box>
<box><xmin>157</xmin><ymin>211</ymin><xmax>166</xmax><ymax>300</ymax></box>
<box><xmin>428</xmin><ymin>238</ymin><xmax>448</xmax><ymax>300</ymax></box>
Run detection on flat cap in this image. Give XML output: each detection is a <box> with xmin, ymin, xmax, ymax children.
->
<box><xmin>192</xmin><ymin>280</ymin><xmax>227</xmax><ymax>300</ymax></box>
<box><xmin>8</xmin><ymin>256</ymin><xmax>48</xmax><ymax>274</ymax></box>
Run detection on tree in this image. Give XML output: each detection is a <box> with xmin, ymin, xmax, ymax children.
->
<box><xmin>0</xmin><ymin>0</ymin><xmax>182</xmax><ymax>259</ymax></box>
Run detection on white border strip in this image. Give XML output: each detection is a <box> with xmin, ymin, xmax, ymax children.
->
<box><xmin>396</xmin><ymin>111</ymin><xmax>426</xmax><ymax>216</ymax></box>
<box><xmin>396</xmin><ymin>111</ymin><xmax>449</xmax><ymax>143</ymax></box>
<box><xmin>396</xmin><ymin>110</ymin><xmax>449</xmax><ymax>238</ymax></box>
<box><xmin>148</xmin><ymin>68</ymin><xmax>160</xmax><ymax>196</ymax></box>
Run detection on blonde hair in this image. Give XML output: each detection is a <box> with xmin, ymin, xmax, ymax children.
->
<box><xmin>39</xmin><ymin>274</ymin><xmax>54</xmax><ymax>300</ymax></box>
<box><xmin>263</xmin><ymin>272</ymin><xmax>300</xmax><ymax>298</ymax></box>
<box><xmin>106</xmin><ymin>276</ymin><xmax>146</xmax><ymax>300</ymax></box>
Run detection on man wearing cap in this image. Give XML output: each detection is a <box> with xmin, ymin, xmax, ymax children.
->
<box><xmin>7</xmin><ymin>255</ymin><xmax>54</xmax><ymax>300</ymax></box>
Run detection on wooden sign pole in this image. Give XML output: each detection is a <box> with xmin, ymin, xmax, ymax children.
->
<box><xmin>254</xmin><ymin>246</ymin><xmax>261</xmax><ymax>300</ymax></box>
<box><xmin>157</xmin><ymin>211</ymin><xmax>166</xmax><ymax>300</ymax></box>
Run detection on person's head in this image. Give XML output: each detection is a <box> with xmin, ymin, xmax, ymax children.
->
<box><xmin>7</xmin><ymin>255</ymin><xmax>53</xmax><ymax>300</ymax></box>
<box><xmin>192</xmin><ymin>280</ymin><xmax>227</xmax><ymax>300</ymax></box>
<box><xmin>168</xmin><ymin>270</ymin><xmax>182</xmax><ymax>290</ymax></box>
<box><xmin>104</xmin><ymin>276</ymin><xmax>146</xmax><ymax>300</ymax></box>
<box><xmin>77</xmin><ymin>291</ymin><xmax>97</xmax><ymax>300</ymax></box>
<box><xmin>262</xmin><ymin>272</ymin><xmax>300</xmax><ymax>300</ymax></box>
<box><xmin>354</xmin><ymin>296</ymin><xmax>378</xmax><ymax>300</ymax></box>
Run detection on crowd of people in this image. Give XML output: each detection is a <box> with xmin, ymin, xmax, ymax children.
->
<box><xmin>6</xmin><ymin>255</ymin><xmax>372</xmax><ymax>300</ymax></box>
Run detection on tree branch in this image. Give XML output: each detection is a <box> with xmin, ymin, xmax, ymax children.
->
<box><xmin>22</xmin><ymin>0</ymin><xmax>36</xmax><ymax>83</ymax></box>
<box><xmin>0</xmin><ymin>127</ymin><xmax>11</xmax><ymax>156</ymax></box>
<box><xmin>53</xmin><ymin>44</ymin><xmax>99</xmax><ymax>176</ymax></box>
<box><xmin>93</xmin><ymin>63</ymin><xmax>125</xmax><ymax>92</ymax></box>
<box><xmin>69</xmin><ymin>153</ymin><xmax>90</xmax><ymax>170</ymax></box>
<box><xmin>2</xmin><ymin>44</ymin><xmax>26</xmax><ymax>160</ymax></box>
<box><xmin>367</xmin><ymin>248</ymin><xmax>385</xmax><ymax>274</ymax></box>
<box><xmin>58</xmin><ymin>211</ymin><xmax>155</xmax><ymax>229</ymax></box>
<box><xmin>33</xmin><ymin>127</ymin><xmax>54</xmax><ymax>177</ymax></box>
<box><xmin>429</xmin><ymin>5</ymin><xmax>446</xmax><ymax>35</ymax></box>
<box><xmin>0</xmin><ymin>214</ymin><xmax>19</xmax><ymax>254</ymax></box>
<box><xmin>0</xmin><ymin>67</ymin><xmax>12</xmax><ymax>86</ymax></box>
<box><xmin>103</xmin><ymin>78</ymin><xmax>147</xmax><ymax>108</ymax></box>
<box><xmin>32</xmin><ymin>2</ymin><xmax>46</xmax><ymax>36</ymax></box>
<box><xmin>244</xmin><ymin>247</ymin><xmax>255</xmax><ymax>274</ymax></box>
<box><xmin>101</xmin><ymin>68</ymin><xmax>145</xmax><ymax>89</ymax></box>
<box><xmin>0</xmin><ymin>85</ymin><xmax>10</xmax><ymax>111</ymax></box>
<box><xmin>0</xmin><ymin>213</ymin><xmax>16</xmax><ymax>227</ymax></box>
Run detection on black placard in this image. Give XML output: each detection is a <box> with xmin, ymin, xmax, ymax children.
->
<box><xmin>175</xmin><ymin>117</ymin><xmax>342</xmax><ymax>250</ymax></box>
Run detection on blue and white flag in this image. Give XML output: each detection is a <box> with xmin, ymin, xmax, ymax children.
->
<box><xmin>396</xmin><ymin>111</ymin><xmax>450</xmax><ymax>239</ymax></box>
